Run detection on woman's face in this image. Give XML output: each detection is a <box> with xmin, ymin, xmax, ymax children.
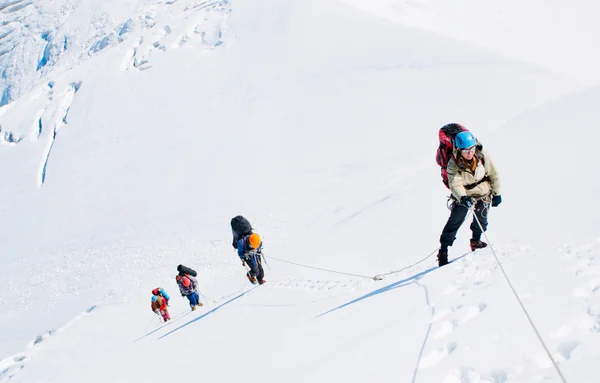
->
<box><xmin>461</xmin><ymin>146</ymin><xmax>476</xmax><ymax>160</ymax></box>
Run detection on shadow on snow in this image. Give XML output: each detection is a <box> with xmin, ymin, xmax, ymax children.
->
<box><xmin>133</xmin><ymin>310</ymin><xmax>193</xmax><ymax>343</ymax></box>
<box><xmin>158</xmin><ymin>288</ymin><xmax>255</xmax><ymax>339</ymax></box>
<box><xmin>316</xmin><ymin>254</ymin><xmax>469</xmax><ymax>318</ymax></box>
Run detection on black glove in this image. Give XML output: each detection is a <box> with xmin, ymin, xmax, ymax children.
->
<box><xmin>460</xmin><ymin>196</ymin><xmax>473</xmax><ymax>208</ymax></box>
<box><xmin>492</xmin><ymin>195</ymin><xmax>502</xmax><ymax>207</ymax></box>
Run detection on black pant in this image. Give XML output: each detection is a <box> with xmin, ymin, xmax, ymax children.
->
<box><xmin>440</xmin><ymin>199</ymin><xmax>489</xmax><ymax>248</ymax></box>
<box><xmin>247</xmin><ymin>253</ymin><xmax>264</xmax><ymax>280</ymax></box>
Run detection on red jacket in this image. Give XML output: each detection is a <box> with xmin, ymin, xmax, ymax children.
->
<box><xmin>151</xmin><ymin>296</ymin><xmax>168</xmax><ymax>311</ymax></box>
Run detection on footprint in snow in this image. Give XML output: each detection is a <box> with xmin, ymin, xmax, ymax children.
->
<box><xmin>458</xmin><ymin>303</ymin><xmax>487</xmax><ymax>324</ymax></box>
<box><xmin>551</xmin><ymin>324</ymin><xmax>573</xmax><ymax>338</ymax></box>
<box><xmin>442</xmin><ymin>367</ymin><xmax>507</xmax><ymax>383</ymax></box>
<box><xmin>431</xmin><ymin>304</ymin><xmax>463</xmax><ymax>323</ymax></box>
<box><xmin>584</xmin><ymin>310</ymin><xmax>600</xmax><ymax>332</ymax></box>
<box><xmin>573</xmin><ymin>278</ymin><xmax>600</xmax><ymax>298</ymax></box>
<box><xmin>0</xmin><ymin>305</ymin><xmax>97</xmax><ymax>381</ymax></box>
<box><xmin>418</xmin><ymin>341</ymin><xmax>457</xmax><ymax>368</ymax></box>
<box><xmin>433</xmin><ymin>320</ymin><xmax>457</xmax><ymax>339</ymax></box>
<box><xmin>432</xmin><ymin>303</ymin><xmax>486</xmax><ymax>339</ymax></box>
<box><xmin>556</xmin><ymin>340</ymin><xmax>580</xmax><ymax>361</ymax></box>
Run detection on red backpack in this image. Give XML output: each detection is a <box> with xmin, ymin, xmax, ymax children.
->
<box><xmin>436</xmin><ymin>123</ymin><xmax>468</xmax><ymax>188</ymax></box>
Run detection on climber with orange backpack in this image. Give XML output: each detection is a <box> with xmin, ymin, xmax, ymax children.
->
<box><xmin>237</xmin><ymin>233</ymin><xmax>265</xmax><ymax>285</ymax></box>
<box><xmin>435</xmin><ymin>124</ymin><xmax>502</xmax><ymax>267</ymax></box>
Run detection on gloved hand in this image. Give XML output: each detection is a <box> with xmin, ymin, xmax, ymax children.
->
<box><xmin>492</xmin><ymin>195</ymin><xmax>502</xmax><ymax>207</ymax></box>
<box><xmin>460</xmin><ymin>196</ymin><xmax>474</xmax><ymax>208</ymax></box>
<box><xmin>154</xmin><ymin>309</ymin><xmax>160</xmax><ymax>315</ymax></box>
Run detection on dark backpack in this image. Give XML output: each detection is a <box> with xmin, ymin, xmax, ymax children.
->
<box><xmin>436</xmin><ymin>123</ymin><xmax>469</xmax><ymax>189</ymax></box>
<box><xmin>231</xmin><ymin>215</ymin><xmax>253</xmax><ymax>249</ymax></box>
<box><xmin>177</xmin><ymin>264</ymin><xmax>197</xmax><ymax>277</ymax></box>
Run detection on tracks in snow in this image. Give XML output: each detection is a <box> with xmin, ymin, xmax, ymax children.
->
<box><xmin>0</xmin><ymin>305</ymin><xmax>97</xmax><ymax>382</ymax></box>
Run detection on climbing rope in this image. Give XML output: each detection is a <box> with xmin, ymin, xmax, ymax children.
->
<box><xmin>144</xmin><ymin>313</ymin><xmax>162</xmax><ymax>332</ymax></box>
<box><xmin>266</xmin><ymin>244</ymin><xmax>445</xmax><ymax>282</ymax></box>
<box><xmin>374</xmin><ymin>207</ymin><xmax>475</xmax><ymax>279</ymax></box>
<box><xmin>195</xmin><ymin>287</ymin><xmax>216</xmax><ymax>304</ymax></box>
<box><xmin>472</xmin><ymin>210</ymin><xmax>569</xmax><ymax>383</ymax></box>
<box><xmin>264</xmin><ymin>255</ymin><xmax>377</xmax><ymax>280</ymax></box>
<box><xmin>372</xmin><ymin>247</ymin><xmax>440</xmax><ymax>280</ymax></box>
<box><xmin>261</xmin><ymin>253</ymin><xmax>271</xmax><ymax>270</ymax></box>
<box><xmin>202</xmin><ymin>281</ymin><xmax>249</xmax><ymax>303</ymax></box>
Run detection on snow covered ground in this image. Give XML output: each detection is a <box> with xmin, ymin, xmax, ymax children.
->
<box><xmin>1</xmin><ymin>0</ymin><xmax>599</xmax><ymax>382</ymax></box>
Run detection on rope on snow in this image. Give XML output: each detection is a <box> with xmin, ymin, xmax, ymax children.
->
<box><xmin>472</xmin><ymin>209</ymin><xmax>569</xmax><ymax>383</ymax></box>
<box><xmin>264</xmin><ymin>255</ymin><xmax>377</xmax><ymax>280</ymax></box>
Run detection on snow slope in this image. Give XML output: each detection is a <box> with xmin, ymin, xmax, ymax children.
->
<box><xmin>341</xmin><ymin>0</ymin><xmax>600</xmax><ymax>86</ymax></box>
<box><xmin>1</xmin><ymin>0</ymin><xmax>599</xmax><ymax>382</ymax></box>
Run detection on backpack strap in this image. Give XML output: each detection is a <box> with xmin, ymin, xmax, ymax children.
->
<box><xmin>464</xmin><ymin>176</ymin><xmax>490</xmax><ymax>190</ymax></box>
<box><xmin>476</xmin><ymin>146</ymin><xmax>485</xmax><ymax>164</ymax></box>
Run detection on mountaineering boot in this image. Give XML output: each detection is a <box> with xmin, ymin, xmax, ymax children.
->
<box><xmin>196</xmin><ymin>302</ymin><xmax>203</xmax><ymax>307</ymax></box>
<box><xmin>258</xmin><ymin>279</ymin><xmax>266</xmax><ymax>285</ymax></box>
<box><xmin>470</xmin><ymin>239</ymin><xmax>488</xmax><ymax>251</ymax></box>
<box><xmin>191</xmin><ymin>305</ymin><xmax>197</xmax><ymax>311</ymax></box>
<box><xmin>246</xmin><ymin>272</ymin><xmax>257</xmax><ymax>284</ymax></box>
<box><xmin>438</xmin><ymin>249</ymin><xmax>449</xmax><ymax>267</ymax></box>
